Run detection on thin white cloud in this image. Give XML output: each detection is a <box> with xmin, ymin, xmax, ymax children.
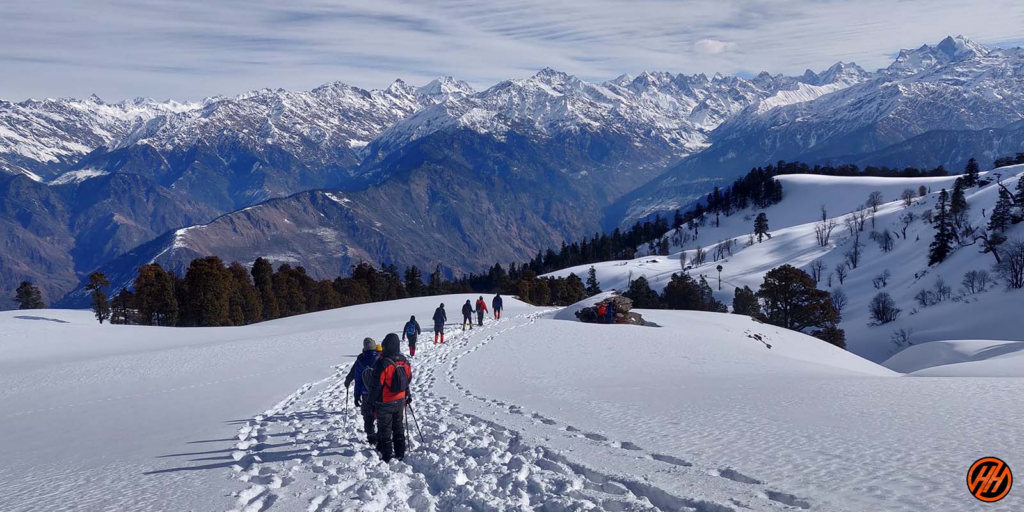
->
<box><xmin>1</xmin><ymin>0</ymin><xmax>1023</xmax><ymax>101</ymax></box>
<box><xmin>694</xmin><ymin>39</ymin><xmax>736</xmax><ymax>55</ymax></box>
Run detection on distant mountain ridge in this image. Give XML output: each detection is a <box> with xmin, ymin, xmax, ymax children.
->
<box><xmin>3</xmin><ymin>35</ymin><xmax>1024</xmax><ymax>308</ymax></box>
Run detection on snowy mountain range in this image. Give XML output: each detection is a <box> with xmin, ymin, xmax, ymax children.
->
<box><xmin>3</xmin><ymin>35</ymin><xmax>1024</xmax><ymax>308</ymax></box>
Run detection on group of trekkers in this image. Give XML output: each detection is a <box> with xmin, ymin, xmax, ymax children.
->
<box><xmin>342</xmin><ymin>294</ymin><xmax>504</xmax><ymax>462</ymax></box>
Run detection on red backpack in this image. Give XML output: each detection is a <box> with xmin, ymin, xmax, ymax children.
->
<box><xmin>379</xmin><ymin>358</ymin><xmax>411</xmax><ymax>403</ymax></box>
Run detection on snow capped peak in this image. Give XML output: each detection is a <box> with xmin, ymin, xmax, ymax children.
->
<box><xmin>935</xmin><ymin>35</ymin><xmax>988</xmax><ymax>60</ymax></box>
<box><xmin>87</xmin><ymin>93</ymin><xmax>104</xmax><ymax>104</ymax></box>
<box><xmin>417</xmin><ymin>76</ymin><xmax>474</xmax><ymax>103</ymax></box>
<box><xmin>815</xmin><ymin>62</ymin><xmax>870</xmax><ymax>86</ymax></box>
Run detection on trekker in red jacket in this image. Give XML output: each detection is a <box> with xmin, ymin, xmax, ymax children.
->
<box><xmin>475</xmin><ymin>296</ymin><xmax>488</xmax><ymax>326</ymax></box>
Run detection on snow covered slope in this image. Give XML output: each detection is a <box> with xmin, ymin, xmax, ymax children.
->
<box><xmin>0</xmin><ymin>294</ymin><xmax>528</xmax><ymax>511</ymax></box>
<box><xmin>548</xmin><ymin>165</ymin><xmax>1024</xmax><ymax>362</ymax></box>
<box><xmin>883</xmin><ymin>339</ymin><xmax>1024</xmax><ymax>377</ymax></box>
<box><xmin>3</xmin><ymin>294</ymin><xmax>1022</xmax><ymax>511</ymax></box>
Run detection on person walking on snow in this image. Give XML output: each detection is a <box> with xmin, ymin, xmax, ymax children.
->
<box><xmin>462</xmin><ymin>300</ymin><xmax>474</xmax><ymax>330</ymax></box>
<box><xmin>367</xmin><ymin>333</ymin><xmax>412</xmax><ymax>462</ymax></box>
<box><xmin>475</xmin><ymin>296</ymin><xmax>488</xmax><ymax>326</ymax></box>
<box><xmin>402</xmin><ymin>315</ymin><xmax>421</xmax><ymax>356</ymax></box>
<box><xmin>492</xmin><ymin>293</ymin><xmax>503</xmax><ymax>320</ymax></box>
<box><xmin>343</xmin><ymin>337</ymin><xmax>381</xmax><ymax>445</ymax></box>
<box><xmin>432</xmin><ymin>303</ymin><xmax>447</xmax><ymax>344</ymax></box>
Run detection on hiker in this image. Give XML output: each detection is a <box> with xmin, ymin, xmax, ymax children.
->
<box><xmin>492</xmin><ymin>294</ymin><xmax>503</xmax><ymax>320</ymax></box>
<box><xmin>432</xmin><ymin>303</ymin><xmax>447</xmax><ymax>344</ymax></box>
<box><xmin>605</xmin><ymin>301</ymin><xmax>615</xmax><ymax>324</ymax></box>
<box><xmin>402</xmin><ymin>315</ymin><xmax>421</xmax><ymax>357</ymax></box>
<box><xmin>475</xmin><ymin>296</ymin><xmax>488</xmax><ymax>326</ymax></box>
<box><xmin>367</xmin><ymin>333</ymin><xmax>412</xmax><ymax>462</ymax></box>
<box><xmin>343</xmin><ymin>337</ymin><xmax>381</xmax><ymax>445</ymax></box>
<box><xmin>596</xmin><ymin>303</ymin><xmax>607</xmax><ymax>324</ymax></box>
<box><xmin>462</xmin><ymin>300</ymin><xmax>474</xmax><ymax>330</ymax></box>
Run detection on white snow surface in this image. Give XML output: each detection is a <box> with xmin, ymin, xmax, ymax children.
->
<box><xmin>546</xmin><ymin>166</ymin><xmax>1024</xmax><ymax>363</ymax></box>
<box><xmin>3</xmin><ymin>294</ymin><xmax>1022</xmax><ymax>511</ymax></box>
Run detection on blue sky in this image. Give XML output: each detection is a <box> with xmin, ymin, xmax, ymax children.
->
<box><xmin>2</xmin><ymin>0</ymin><xmax>1023</xmax><ymax>101</ymax></box>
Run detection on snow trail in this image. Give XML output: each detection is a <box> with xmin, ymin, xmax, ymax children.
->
<box><xmin>224</xmin><ymin>311</ymin><xmax>819</xmax><ymax>511</ymax></box>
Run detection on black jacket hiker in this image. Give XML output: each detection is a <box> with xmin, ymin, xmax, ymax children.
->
<box><xmin>367</xmin><ymin>333</ymin><xmax>412</xmax><ymax>462</ymax></box>
<box><xmin>461</xmin><ymin>300</ymin><xmax>474</xmax><ymax>329</ymax></box>
<box><xmin>432</xmin><ymin>304</ymin><xmax>447</xmax><ymax>343</ymax></box>
<box><xmin>344</xmin><ymin>338</ymin><xmax>380</xmax><ymax>444</ymax></box>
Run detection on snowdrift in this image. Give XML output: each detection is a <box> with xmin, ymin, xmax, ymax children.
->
<box><xmin>883</xmin><ymin>339</ymin><xmax>1024</xmax><ymax>377</ymax></box>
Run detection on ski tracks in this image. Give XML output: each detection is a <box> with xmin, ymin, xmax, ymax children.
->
<box><xmin>225</xmin><ymin>312</ymin><xmax>815</xmax><ymax>512</ymax></box>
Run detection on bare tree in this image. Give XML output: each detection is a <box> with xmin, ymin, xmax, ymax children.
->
<box><xmin>962</xmin><ymin>269</ymin><xmax>991</xmax><ymax>294</ymax></box>
<box><xmin>830</xmin><ymin>288</ymin><xmax>848</xmax><ymax>316</ymax></box>
<box><xmin>891</xmin><ymin>327</ymin><xmax>916</xmax><ymax>349</ymax></box>
<box><xmin>870</xmin><ymin>229</ymin><xmax>894</xmax><ymax>252</ymax></box>
<box><xmin>834</xmin><ymin>262</ymin><xmax>849</xmax><ymax>285</ymax></box>
<box><xmin>899</xmin><ymin>211</ymin><xmax>916</xmax><ymax>239</ymax></box>
<box><xmin>914</xmin><ymin>288</ymin><xmax>935</xmax><ymax>308</ymax></box>
<box><xmin>996</xmin><ymin>238</ymin><xmax>1024</xmax><ymax>289</ymax></box>
<box><xmin>866</xmin><ymin>191</ymin><xmax>885</xmax><ymax>213</ymax></box>
<box><xmin>814</xmin><ymin>218</ymin><xmax>838</xmax><ymax>247</ymax></box>
<box><xmin>918</xmin><ymin>185</ymin><xmax>928</xmax><ymax>197</ymax></box>
<box><xmin>846</xmin><ymin>238</ymin><xmax>863</xmax><ymax>269</ymax></box>
<box><xmin>679</xmin><ymin>251</ymin><xmax>688</xmax><ymax>272</ymax></box>
<box><xmin>809</xmin><ymin>260</ymin><xmax>827</xmax><ymax>284</ymax></box>
<box><xmin>844</xmin><ymin>215</ymin><xmax>858</xmax><ymax>237</ymax></box>
<box><xmin>872</xmin><ymin>269</ymin><xmax>892</xmax><ymax>289</ymax></box>
<box><xmin>692</xmin><ymin>245</ymin><xmax>707</xmax><ymax>266</ymax></box>
<box><xmin>869</xmin><ymin>292</ymin><xmax>901</xmax><ymax>325</ymax></box>
<box><xmin>933</xmin><ymin>277</ymin><xmax>952</xmax><ymax>302</ymax></box>
<box><xmin>827</xmin><ymin>272</ymin><xmax>834</xmax><ymax>287</ymax></box>
<box><xmin>901</xmin><ymin>188</ymin><xmax>916</xmax><ymax>208</ymax></box>
<box><xmin>820</xmin><ymin>204</ymin><xmax>829</xmax><ymax>223</ymax></box>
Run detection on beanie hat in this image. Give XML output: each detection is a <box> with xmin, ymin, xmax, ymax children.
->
<box><xmin>363</xmin><ymin>337</ymin><xmax>376</xmax><ymax>351</ymax></box>
<box><xmin>375</xmin><ymin>344</ymin><xmax>383</xmax><ymax>352</ymax></box>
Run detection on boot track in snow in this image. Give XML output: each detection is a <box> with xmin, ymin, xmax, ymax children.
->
<box><xmin>226</xmin><ymin>312</ymin><xmax>815</xmax><ymax>512</ymax></box>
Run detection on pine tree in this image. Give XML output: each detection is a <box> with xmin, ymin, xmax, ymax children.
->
<box><xmin>757</xmin><ymin>265</ymin><xmax>838</xmax><ymax>332</ymax></box>
<box><xmin>928</xmin><ymin>189</ymin><xmax>955</xmax><ymax>266</ymax></box>
<box><xmin>15</xmin><ymin>281</ymin><xmax>44</xmax><ymax>309</ymax></box>
<box><xmin>732</xmin><ymin>286</ymin><xmax>760</xmax><ymax>317</ymax></box>
<box><xmin>585</xmin><ymin>266</ymin><xmax>602</xmax><ymax>296</ymax></box>
<box><xmin>110</xmin><ymin>289</ymin><xmax>135</xmax><ymax>324</ymax></box>
<box><xmin>754</xmin><ymin>213</ymin><xmax>770</xmax><ymax>243</ymax></box>
<box><xmin>182</xmin><ymin>256</ymin><xmax>233</xmax><ymax>327</ymax></box>
<box><xmin>950</xmin><ymin>179</ymin><xmax>969</xmax><ymax>228</ymax></box>
<box><xmin>251</xmin><ymin>257</ymin><xmax>279</xmax><ymax>321</ymax></box>
<box><xmin>1016</xmin><ymin>175</ymin><xmax>1024</xmax><ymax>206</ymax></box>
<box><xmin>624</xmin><ymin>276</ymin><xmax>662</xmax><ymax>309</ymax></box>
<box><xmin>662</xmin><ymin>273</ymin><xmax>703</xmax><ymax>310</ymax></box>
<box><xmin>989</xmin><ymin>188</ymin><xmax>1014</xmax><ymax>233</ymax></box>
<box><xmin>404</xmin><ymin>266</ymin><xmax>425</xmax><ymax>297</ymax></box>
<box><xmin>562</xmin><ymin>273</ymin><xmax>587</xmax><ymax>304</ymax></box>
<box><xmin>428</xmin><ymin>265</ymin><xmax>444</xmax><ymax>296</ymax></box>
<box><xmin>963</xmin><ymin>158</ymin><xmax>980</xmax><ymax>188</ymax></box>
<box><xmin>134</xmin><ymin>264</ymin><xmax>179</xmax><ymax>326</ymax></box>
<box><xmin>228</xmin><ymin>262</ymin><xmax>262</xmax><ymax>324</ymax></box>
<box><xmin>85</xmin><ymin>272</ymin><xmax>111</xmax><ymax>323</ymax></box>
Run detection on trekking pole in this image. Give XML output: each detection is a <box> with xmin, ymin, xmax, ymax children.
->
<box><xmin>407</xmin><ymin>403</ymin><xmax>425</xmax><ymax>445</ymax></box>
<box><xmin>344</xmin><ymin>386</ymin><xmax>350</xmax><ymax>418</ymax></box>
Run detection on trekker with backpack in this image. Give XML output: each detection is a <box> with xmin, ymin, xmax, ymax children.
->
<box><xmin>432</xmin><ymin>303</ymin><xmax>447</xmax><ymax>344</ymax></box>
<box><xmin>402</xmin><ymin>316</ymin><xmax>421</xmax><ymax>356</ymax></box>
<box><xmin>475</xmin><ymin>296</ymin><xmax>488</xmax><ymax>326</ymax></box>
<box><xmin>462</xmin><ymin>300</ymin><xmax>474</xmax><ymax>330</ymax></box>
<box><xmin>343</xmin><ymin>337</ymin><xmax>381</xmax><ymax>445</ymax></box>
<box><xmin>605</xmin><ymin>301</ymin><xmax>615</xmax><ymax>324</ymax></box>
<box><xmin>596</xmin><ymin>303</ymin><xmax>607</xmax><ymax>324</ymax></box>
<box><xmin>492</xmin><ymin>294</ymin><xmax>503</xmax><ymax>320</ymax></box>
<box><xmin>367</xmin><ymin>333</ymin><xmax>412</xmax><ymax>462</ymax></box>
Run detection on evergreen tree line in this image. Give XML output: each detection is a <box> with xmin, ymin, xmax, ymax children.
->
<box><xmin>87</xmin><ymin>257</ymin><xmax>596</xmax><ymax>327</ymax></box>
<box><xmin>775</xmin><ymin>160</ymin><xmax>951</xmax><ymax>178</ymax></box>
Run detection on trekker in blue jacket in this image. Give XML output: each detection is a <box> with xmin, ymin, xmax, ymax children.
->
<box><xmin>402</xmin><ymin>316</ymin><xmax>421</xmax><ymax>357</ymax></box>
<box><xmin>492</xmin><ymin>294</ymin><xmax>503</xmax><ymax>320</ymax></box>
<box><xmin>344</xmin><ymin>337</ymin><xmax>380</xmax><ymax>445</ymax></box>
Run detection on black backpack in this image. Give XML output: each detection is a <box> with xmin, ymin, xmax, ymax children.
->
<box><xmin>383</xmin><ymin>358</ymin><xmax>411</xmax><ymax>394</ymax></box>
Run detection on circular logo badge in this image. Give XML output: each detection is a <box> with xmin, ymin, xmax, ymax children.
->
<box><xmin>968</xmin><ymin>457</ymin><xmax>1012</xmax><ymax>503</ymax></box>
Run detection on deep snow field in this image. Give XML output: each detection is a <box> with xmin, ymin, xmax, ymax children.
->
<box><xmin>548</xmin><ymin>165</ymin><xmax>1024</xmax><ymax>363</ymax></box>
<box><xmin>2</xmin><ymin>294</ymin><xmax>1022</xmax><ymax>511</ymax></box>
